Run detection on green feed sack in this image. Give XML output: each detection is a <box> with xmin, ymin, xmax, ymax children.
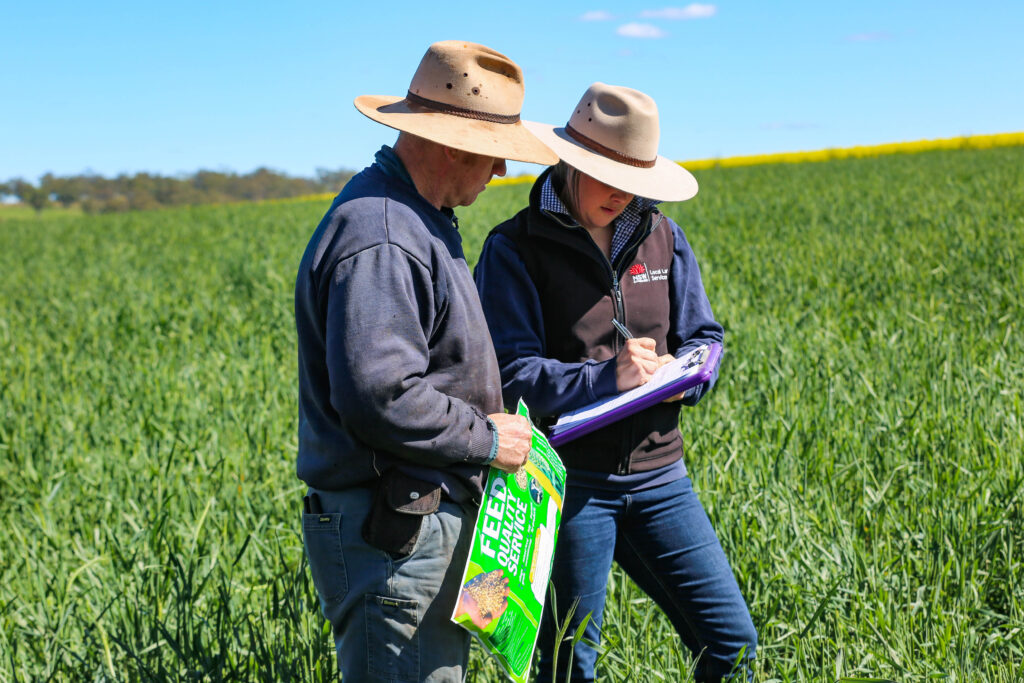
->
<box><xmin>452</xmin><ymin>401</ymin><xmax>566</xmax><ymax>682</ymax></box>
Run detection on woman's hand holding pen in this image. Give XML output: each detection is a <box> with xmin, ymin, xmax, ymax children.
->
<box><xmin>615</xmin><ymin>337</ymin><xmax>660</xmax><ymax>391</ymax></box>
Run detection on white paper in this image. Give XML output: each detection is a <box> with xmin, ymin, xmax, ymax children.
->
<box><xmin>552</xmin><ymin>345</ymin><xmax>710</xmax><ymax>432</ymax></box>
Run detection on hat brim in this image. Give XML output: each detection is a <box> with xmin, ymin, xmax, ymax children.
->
<box><xmin>524</xmin><ymin>121</ymin><xmax>698</xmax><ymax>202</ymax></box>
<box><xmin>354</xmin><ymin>95</ymin><xmax>558</xmax><ymax>166</ymax></box>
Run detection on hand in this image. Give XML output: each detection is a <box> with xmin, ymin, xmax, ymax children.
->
<box><xmin>657</xmin><ymin>353</ymin><xmax>686</xmax><ymax>402</ymax></box>
<box><xmin>488</xmin><ymin>412</ymin><xmax>531</xmax><ymax>473</ymax></box>
<box><xmin>615</xmin><ymin>337</ymin><xmax>660</xmax><ymax>391</ymax></box>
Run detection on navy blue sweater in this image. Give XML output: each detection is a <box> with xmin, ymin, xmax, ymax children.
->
<box><xmin>294</xmin><ymin>148</ymin><xmax>501</xmax><ymax>502</ymax></box>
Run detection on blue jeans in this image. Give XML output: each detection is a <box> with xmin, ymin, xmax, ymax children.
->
<box><xmin>536</xmin><ymin>475</ymin><xmax>757</xmax><ymax>682</ymax></box>
<box><xmin>302</xmin><ymin>486</ymin><xmax>474</xmax><ymax>682</ymax></box>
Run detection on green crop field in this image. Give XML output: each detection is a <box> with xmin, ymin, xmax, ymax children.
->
<box><xmin>1</xmin><ymin>146</ymin><xmax>1022</xmax><ymax>682</ymax></box>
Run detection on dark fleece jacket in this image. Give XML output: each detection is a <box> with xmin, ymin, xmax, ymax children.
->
<box><xmin>474</xmin><ymin>170</ymin><xmax>723</xmax><ymax>475</ymax></box>
<box><xmin>295</xmin><ymin>150</ymin><xmax>501</xmax><ymax>502</ymax></box>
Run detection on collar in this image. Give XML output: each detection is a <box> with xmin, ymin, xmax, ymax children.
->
<box><xmin>374</xmin><ymin>145</ymin><xmax>415</xmax><ymax>187</ymax></box>
<box><xmin>538</xmin><ymin>173</ymin><xmax>659</xmax><ymax>263</ymax></box>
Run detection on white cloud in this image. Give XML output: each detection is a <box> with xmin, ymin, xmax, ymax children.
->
<box><xmin>580</xmin><ymin>10</ymin><xmax>615</xmax><ymax>21</ymax></box>
<box><xmin>617</xmin><ymin>22</ymin><xmax>667</xmax><ymax>38</ymax></box>
<box><xmin>640</xmin><ymin>4</ymin><xmax>717</xmax><ymax>20</ymax></box>
<box><xmin>845</xmin><ymin>31</ymin><xmax>893</xmax><ymax>42</ymax></box>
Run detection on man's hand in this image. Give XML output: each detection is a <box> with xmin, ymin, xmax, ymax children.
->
<box><xmin>488</xmin><ymin>413</ymin><xmax>532</xmax><ymax>473</ymax></box>
<box><xmin>615</xmin><ymin>337</ymin><xmax>660</xmax><ymax>391</ymax></box>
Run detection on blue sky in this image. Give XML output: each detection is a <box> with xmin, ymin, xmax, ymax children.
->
<box><xmin>2</xmin><ymin>0</ymin><xmax>1022</xmax><ymax>181</ymax></box>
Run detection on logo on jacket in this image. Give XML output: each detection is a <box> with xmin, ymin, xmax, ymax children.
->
<box><xmin>629</xmin><ymin>261</ymin><xmax>668</xmax><ymax>284</ymax></box>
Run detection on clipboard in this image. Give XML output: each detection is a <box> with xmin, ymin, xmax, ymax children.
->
<box><xmin>548</xmin><ymin>342</ymin><xmax>722</xmax><ymax>447</ymax></box>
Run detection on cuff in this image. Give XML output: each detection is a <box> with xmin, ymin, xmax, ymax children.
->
<box><xmin>588</xmin><ymin>357</ymin><xmax>620</xmax><ymax>401</ymax></box>
<box><xmin>465</xmin><ymin>407</ymin><xmax>500</xmax><ymax>464</ymax></box>
<box><xmin>681</xmin><ymin>365</ymin><xmax>719</xmax><ymax>406</ymax></box>
<box><xmin>483</xmin><ymin>416</ymin><xmax>499</xmax><ymax>464</ymax></box>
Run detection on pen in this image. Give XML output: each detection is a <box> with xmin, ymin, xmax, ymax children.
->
<box><xmin>611</xmin><ymin>318</ymin><xmax>634</xmax><ymax>340</ymax></box>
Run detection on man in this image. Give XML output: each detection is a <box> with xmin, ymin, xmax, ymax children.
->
<box><xmin>294</xmin><ymin>40</ymin><xmax>558</xmax><ymax>681</ymax></box>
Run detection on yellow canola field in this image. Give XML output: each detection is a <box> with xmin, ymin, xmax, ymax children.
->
<box><xmin>490</xmin><ymin>131</ymin><xmax>1024</xmax><ymax>185</ymax></box>
<box><xmin>261</xmin><ymin>132</ymin><xmax>1023</xmax><ymax>197</ymax></box>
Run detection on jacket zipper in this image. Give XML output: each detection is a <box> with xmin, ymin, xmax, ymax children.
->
<box><xmin>611</xmin><ymin>271</ymin><xmax>625</xmax><ymax>352</ymax></box>
<box><xmin>543</xmin><ymin>207</ymin><xmax>665</xmax><ymax>474</ymax></box>
<box><xmin>612</xmin><ymin>211</ymin><xmax>662</xmax><ymax>474</ymax></box>
<box><xmin>610</xmin><ymin>211</ymin><xmax>662</xmax><ymax>351</ymax></box>
<box><xmin>544</xmin><ymin>209</ymin><xmax>628</xmax><ymax>351</ymax></box>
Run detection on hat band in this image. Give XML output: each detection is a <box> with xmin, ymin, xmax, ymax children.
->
<box><xmin>565</xmin><ymin>124</ymin><xmax>657</xmax><ymax>169</ymax></box>
<box><xmin>405</xmin><ymin>91</ymin><xmax>520</xmax><ymax>124</ymax></box>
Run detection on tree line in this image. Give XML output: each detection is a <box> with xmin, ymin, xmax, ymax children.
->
<box><xmin>1</xmin><ymin>167</ymin><xmax>355</xmax><ymax>214</ymax></box>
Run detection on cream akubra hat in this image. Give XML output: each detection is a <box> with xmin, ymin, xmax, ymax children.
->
<box><xmin>525</xmin><ymin>82</ymin><xmax>698</xmax><ymax>202</ymax></box>
<box><xmin>355</xmin><ymin>41</ymin><xmax>558</xmax><ymax>166</ymax></box>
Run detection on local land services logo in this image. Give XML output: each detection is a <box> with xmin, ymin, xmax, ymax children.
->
<box><xmin>629</xmin><ymin>262</ymin><xmax>668</xmax><ymax>284</ymax></box>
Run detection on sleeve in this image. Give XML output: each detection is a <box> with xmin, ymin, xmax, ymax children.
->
<box><xmin>324</xmin><ymin>243</ymin><xmax>495</xmax><ymax>466</ymax></box>
<box><xmin>474</xmin><ymin>232</ymin><xmax>618</xmax><ymax>419</ymax></box>
<box><xmin>666</xmin><ymin>219</ymin><xmax>725</xmax><ymax>406</ymax></box>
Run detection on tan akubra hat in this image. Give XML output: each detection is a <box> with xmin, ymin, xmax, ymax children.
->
<box><xmin>355</xmin><ymin>41</ymin><xmax>558</xmax><ymax>166</ymax></box>
<box><xmin>525</xmin><ymin>82</ymin><xmax>698</xmax><ymax>202</ymax></box>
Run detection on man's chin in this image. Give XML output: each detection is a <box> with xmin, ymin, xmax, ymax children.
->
<box><xmin>459</xmin><ymin>189</ymin><xmax>487</xmax><ymax>207</ymax></box>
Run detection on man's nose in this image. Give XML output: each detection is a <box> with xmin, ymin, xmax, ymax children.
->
<box><xmin>492</xmin><ymin>159</ymin><xmax>507</xmax><ymax>178</ymax></box>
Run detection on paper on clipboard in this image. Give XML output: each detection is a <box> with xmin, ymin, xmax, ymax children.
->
<box><xmin>548</xmin><ymin>342</ymin><xmax>721</xmax><ymax>447</ymax></box>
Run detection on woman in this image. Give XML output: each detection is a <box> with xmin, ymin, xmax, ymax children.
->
<box><xmin>474</xmin><ymin>83</ymin><xmax>757</xmax><ymax>682</ymax></box>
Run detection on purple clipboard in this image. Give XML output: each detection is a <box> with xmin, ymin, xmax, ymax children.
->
<box><xmin>548</xmin><ymin>342</ymin><xmax>722</xmax><ymax>447</ymax></box>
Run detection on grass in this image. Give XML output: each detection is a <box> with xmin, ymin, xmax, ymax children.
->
<box><xmin>1</xmin><ymin>146</ymin><xmax>1022</xmax><ymax>681</ymax></box>
<box><xmin>671</xmin><ymin>149</ymin><xmax>1024</xmax><ymax>681</ymax></box>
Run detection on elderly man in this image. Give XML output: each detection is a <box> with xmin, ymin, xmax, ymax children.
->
<box><xmin>294</xmin><ymin>41</ymin><xmax>557</xmax><ymax>681</ymax></box>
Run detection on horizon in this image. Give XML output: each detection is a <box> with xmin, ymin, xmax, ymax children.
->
<box><xmin>4</xmin><ymin>132</ymin><xmax>1021</xmax><ymax>190</ymax></box>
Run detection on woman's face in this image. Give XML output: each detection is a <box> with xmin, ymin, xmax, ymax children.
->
<box><xmin>571</xmin><ymin>172</ymin><xmax>634</xmax><ymax>231</ymax></box>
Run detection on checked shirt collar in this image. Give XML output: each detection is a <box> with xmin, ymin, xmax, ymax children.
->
<box><xmin>539</xmin><ymin>174</ymin><xmax>659</xmax><ymax>264</ymax></box>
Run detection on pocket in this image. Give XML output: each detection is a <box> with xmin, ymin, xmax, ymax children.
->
<box><xmin>302</xmin><ymin>512</ymin><xmax>349</xmax><ymax>603</ymax></box>
<box><xmin>363</xmin><ymin>470</ymin><xmax>441</xmax><ymax>559</ymax></box>
<box><xmin>365</xmin><ymin>594</ymin><xmax>419</xmax><ymax>682</ymax></box>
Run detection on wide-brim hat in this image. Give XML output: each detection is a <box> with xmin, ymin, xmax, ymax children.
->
<box><xmin>525</xmin><ymin>82</ymin><xmax>698</xmax><ymax>202</ymax></box>
<box><xmin>354</xmin><ymin>41</ymin><xmax>557</xmax><ymax>166</ymax></box>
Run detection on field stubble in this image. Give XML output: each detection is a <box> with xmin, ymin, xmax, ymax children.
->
<box><xmin>1</xmin><ymin>147</ymin><xmax>1021</xmax><ymax>681</ymax></box>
